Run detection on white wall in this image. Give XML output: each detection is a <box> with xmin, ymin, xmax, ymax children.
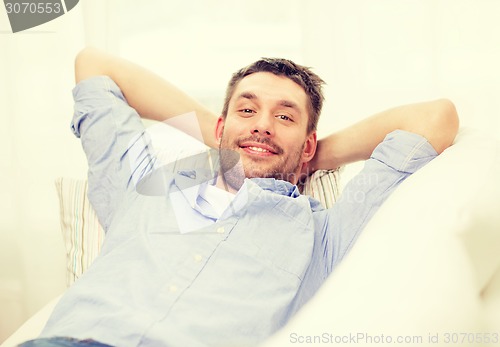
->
<box><xmin>1</xmin><ymin>0</ymin><xmax>499</xmax><ymax>342</ymax></box>
<box><xmin>302</xmin><ymin>0</ymin><xmax>500</xmax><ymax>139</ymax></box>
<box><xmin>118</xmin><ymin>0</ymin><xmax>304</xmax><ymax>116</ymax></box>
<box><xmin>0</xmin><ymin>5</ymin><xmax>86</xmax><ymax>341</ymax></box>
<box><xmin>302</xmin><ymin>0</ymin><xmax>500</xmax><ymax>180</ymax></box>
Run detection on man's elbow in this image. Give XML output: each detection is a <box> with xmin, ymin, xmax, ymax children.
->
<box><xmin>74</xmin><ymin>47</ymin><xmax>109</xmax><ymax>84</ymax></box>
<box><xmin>427</xmin><ymin>98</ymin><xmax>460</xmax><ymax>154</ymax></box>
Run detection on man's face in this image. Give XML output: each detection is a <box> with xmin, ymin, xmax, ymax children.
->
<box><xmin>215</xmin><ymin>72</ymin><xmax>317</xmax><ymax>187</ymax></box>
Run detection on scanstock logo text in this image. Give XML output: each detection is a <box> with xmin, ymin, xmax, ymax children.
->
<box><xmin>3</xmin><ymin>0</ymin><xmax>79</xmax><ymax>33</ymax></box>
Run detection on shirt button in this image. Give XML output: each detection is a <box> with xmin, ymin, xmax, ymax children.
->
<box><xmin>194</xmin><ymin>254</ymin><xmax>203</xmax><ymax>263</ymax></box>
<box><xmin>216</xmin><ymin>226</ymin><xmax>225</xmax><ymax>234</ymax></box>
<box><xmin>168</xmin><ymin>285</ymin><xmax>178</xmax><ymax>293</ymax></box>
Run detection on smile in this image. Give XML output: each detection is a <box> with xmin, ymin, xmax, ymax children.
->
<box><xmin>239</xmin><ymin>140</ymin><xmax>280</xmax><ymax>157</ymax></box>
<box><xmin>241</xmin><ymin>146</ymin><xmax>276</xmax><ymax>157</ymax></box>
<box><xmin>238</xmin><ymin>139</ymin><xmax>281</xmax><ymax>156</ymax></box>
<box><xmin>247</xmin><ymin>146</ymin><xmax>270</xmax><ymax>153</ymax></box>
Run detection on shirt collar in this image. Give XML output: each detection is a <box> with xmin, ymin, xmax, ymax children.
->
<box><xmin>173</xmin><ymin>171</ymin><xmax>306</xmax><ymax>219</ymax></box>
<box><xmin>173</xmin><ymin>169</ymin><xmax>216</xmax><ymax>208</ymax></box>
<box><xmin>249</xmin><ymin>177</ymin><xmax>301</xmax><ymax>198</ymax></box>
<box><xmin>174</xmin><ymin>170</ymin><xmax>301</xmax><ymax>198</ymax></box>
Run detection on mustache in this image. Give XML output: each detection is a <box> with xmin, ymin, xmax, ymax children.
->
<box><xmin>235</xmin><ymin>135</ymin><xmax>284</xmax><ymax>155</ymax></box>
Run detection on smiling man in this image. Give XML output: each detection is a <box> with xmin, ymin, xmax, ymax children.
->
<box><xmin>20</xmin><ymin>48</ymin><xmax>458</xmax><ymax>347</ymax></box>
<box><xmin>216</xmin><ymin>61</ymin><xmax>319</xmax><ymax>190</ymax></box>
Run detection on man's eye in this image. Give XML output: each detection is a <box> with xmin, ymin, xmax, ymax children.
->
<box><xmin>240</xmin><ymin>109</ymin><xmax>254</xmax><ymax>114</ymax></box>
<box><xmin>277</xmin><ymin>115</ymin><xmax>292</xmax><ymax>121</ymax></box>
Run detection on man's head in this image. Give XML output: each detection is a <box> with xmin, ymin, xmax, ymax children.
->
<box><xmin>215</xmin><ymin>58</ymin><xmax>325</xmax><ymax>188</ymax></box>
<box><xmin>221</xmin><ymin>58</ymin><xmax>325</xmax><ymax>134</ymax></box>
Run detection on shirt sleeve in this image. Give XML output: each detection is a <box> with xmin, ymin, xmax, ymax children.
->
<box><xmin>321</xmin><ymin>129</ymin><xmax>438</xmax><ymax>271</ymax></box>
<box><xmin>71</xmin><ymin>76</ymin><xmax>150</xmax><ymax>230</ymax></box>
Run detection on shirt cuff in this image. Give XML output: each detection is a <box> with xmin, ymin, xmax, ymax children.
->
<box><xmin>71</xmin><ymin>76</ymin><xmax>127</xmax><ymax>138</ymax></box>
<box><xmin>371</xmin><ymin>129</ymin><xmax>438</xmax><ymax>174</ymax></box>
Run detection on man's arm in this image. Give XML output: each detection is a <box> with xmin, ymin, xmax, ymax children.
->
<box><xmin>310</xmin><ymin>99</ymin><xmax>459</xmax><ymax>171</ymax></box>
<box><xmin>75</xmin><ymin>48</ymin><xmax>459</xmax><ymax>172</ymax></box>
<box><xmin>75</xmin><ymin>47</ymin><xmax>219</xmax><ymax>148</ymax></box>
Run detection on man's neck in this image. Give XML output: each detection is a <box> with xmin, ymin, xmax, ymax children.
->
<box><xmin>215</xmin><ymin>172</ymin><xmax>240</xmax><ymax>195</ymax></box>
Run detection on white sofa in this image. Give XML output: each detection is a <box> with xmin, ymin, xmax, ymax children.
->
<box><xmin>3</xmin><ymin>128</ymin><xmax>499</xmax><ymax>347</ymax></box>
<box><xmin>260</xmin><ymin>128</ymin><xmax>500</xmax><ymax>347</ymax></box>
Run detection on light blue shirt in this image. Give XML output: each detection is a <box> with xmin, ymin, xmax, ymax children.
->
<box><xmin>41</xmin><ymin>76</ymin><xmax>438</xmax><ymax>347</ymax></box>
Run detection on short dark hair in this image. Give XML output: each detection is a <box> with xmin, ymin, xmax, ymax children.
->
<box><xmin>221</xmin><ymin>58</ymin><xmax>325</xmax><ymax>134</ymax></box>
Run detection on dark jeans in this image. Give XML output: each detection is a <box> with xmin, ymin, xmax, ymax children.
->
<box><xmin>18</xmin><ymin>337</ymin><xmax>114</xmax><ymax>347</ymax></box>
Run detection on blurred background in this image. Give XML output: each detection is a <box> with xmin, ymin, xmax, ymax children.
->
<box><xmin>1</xmin><ymin>0</ymin><xmax>499</xmax><ymax>341</ymax></box>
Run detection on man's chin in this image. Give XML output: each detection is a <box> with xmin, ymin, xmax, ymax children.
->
<box><xmin>242</xmin><ymin>164</ymin><xmax>276</xmax><ymax>179</ymax></box>
<box><xmin>244</xmin><ymin>169</ymin><xmax>295</xmax><ymax>183</ymax></box>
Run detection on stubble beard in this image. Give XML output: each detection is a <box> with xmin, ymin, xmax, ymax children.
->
<box><xmin>218</xmin><ymin>132</ymin><xmax>304</xmax><ymax>191</ymax></box>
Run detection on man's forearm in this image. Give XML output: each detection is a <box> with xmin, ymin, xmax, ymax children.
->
<box><xmin>74</xmin><ymin>47</ymin><xmax>219</xmax><ymax>148</ymax></box>
<box><xmin>311</xmin><ymin>99</ymin><xmax>459</xmax><ymax>171</ymax></box>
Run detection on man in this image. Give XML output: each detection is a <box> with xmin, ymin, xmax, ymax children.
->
<box><xmin>21</xmin><ymin>48</ymin><xmax>458</xmax><ymax>347</ymax></box>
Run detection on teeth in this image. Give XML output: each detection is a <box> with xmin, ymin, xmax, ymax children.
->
<box><xmin>248</xmin><ymin>146</ymin><xmax>269</xmax><ymax>153</ymax></box>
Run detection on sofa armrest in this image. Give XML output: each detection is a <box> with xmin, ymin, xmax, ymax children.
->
<box><xmin>1</xmin><ymin>295</ymin><xmax>61</xmax><ymax>347</ymax></box>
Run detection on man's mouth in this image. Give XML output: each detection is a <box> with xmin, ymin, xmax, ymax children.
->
<box><xmin>238</xmin><ymin>140</ymin><xmax>281</xmax><ymax>156</ymax></box>
<box><xmin>245</xmin><ymin>146</ymin><xmax>272</xmax><ymax>153</ymax></box>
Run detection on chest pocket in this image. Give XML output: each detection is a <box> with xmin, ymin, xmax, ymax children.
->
<box><xmin>227</xmin><ymin>192</ymin><xmax>315</xmax><ymax>280</ymax></box>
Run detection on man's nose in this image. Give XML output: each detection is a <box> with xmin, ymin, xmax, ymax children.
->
<box><xmin>251</xmin><ymin>114</ymin><xmax>274</xmax><ymax>136</ymax></box>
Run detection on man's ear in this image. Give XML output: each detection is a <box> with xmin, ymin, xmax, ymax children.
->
<box><xmin>215</xmin><ymin>116</ymin><xmax>225</xmax><ymax>144</ymax></box>
<box><xmin>301</xmin><ymin>131</ymin><xmax>317</xmax><ymax>164</ymax></box>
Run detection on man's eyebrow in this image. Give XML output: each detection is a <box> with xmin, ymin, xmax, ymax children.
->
<box><xmin>236</xmin><ymin>92</ymin><xmax>299</xmax><ymax>111</ymax></box>
<box><xmin>236</xmin><ymin>92</ymin><xmax>257</xmax><ymax>101</ymax></box>
<box><xmin>278</xmin><ymin>100</ymin><xmax>299</xmax><ymax>110</ymax></box>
